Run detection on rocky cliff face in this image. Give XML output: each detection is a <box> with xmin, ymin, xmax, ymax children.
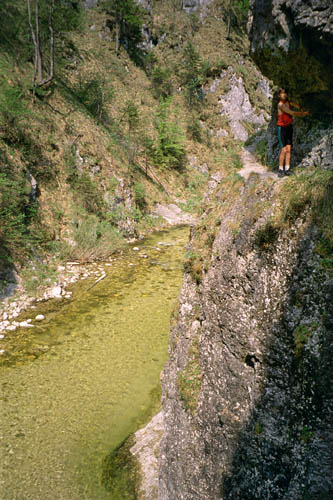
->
<box><xmin>159</xmin><ymin>170</ymin><xmax>333</xmax><ymax>499</ymax></box>
<box><xmin>158</xmin><ymin>4</ymin><xmax>333</xmax><ymax>498</ymax></box>
<box><xmin>248</xmin><ymin>0</ymin><xmax>333</xmax><ymax>168</ymax></box>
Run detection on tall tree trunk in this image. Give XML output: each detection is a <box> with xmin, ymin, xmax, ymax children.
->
<box><xmin>34</xmin><ymin>0</ymin><xmax>43</xmax><ymax>83</ymax></box>
<box><xmin>115</xmin><ymin>20</ymin><xmax>120</xmax><ymax>55</ymax></box>
<box><xmin>27</xmin><ymin>0</ymin><xmax>55</xmax><ymax>89</ymax></box>
<box><xmin>226</xmin><ymin>0</ymin><xmax>232</xmax><ymax>40</ymax></box>
<box><xmin>27</xmin><ymin>0</ymin><xmax>41</xmax><ymax>86</ymax></box>
<box><xmin>39</xmin><ymin>0</ymin><xmax>55</xmax><ymax>86</ymax></box>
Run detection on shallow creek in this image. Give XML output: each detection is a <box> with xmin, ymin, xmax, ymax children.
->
<box><xmin>0</xmin><ymin>226</ymin><xmax>189</xmax><ymax>500</ymax></box>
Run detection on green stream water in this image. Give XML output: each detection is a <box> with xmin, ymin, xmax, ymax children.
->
<box><xmin>0</xmin><ymin>226</ymin><xmax>189</xmax><ymax>500</ymax></box>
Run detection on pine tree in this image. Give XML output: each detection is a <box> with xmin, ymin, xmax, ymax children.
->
<box><xmin>102</xmin><ymin>0</ymin><xmax>144</xmax><ymax>59</ymax></box>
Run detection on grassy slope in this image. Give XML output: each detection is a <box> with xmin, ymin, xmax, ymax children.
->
<box><xmin>0</xmin><ymin>0</ymin><xmax>270</xmax><ymax>298</ymax></box>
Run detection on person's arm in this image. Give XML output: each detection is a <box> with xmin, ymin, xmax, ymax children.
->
<box><xmin>289</xmin><ymin>101</ymin><xmax>301</xmax><ymax>109</ymax></box>
<box><xmin>279</xmin><ymin>102</ymin><xmax>309</xmax><ymax>117</ymax></box>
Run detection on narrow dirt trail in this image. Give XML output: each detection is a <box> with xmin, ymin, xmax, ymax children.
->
<box><xmin>239</xmin><ymin>144</ymin><xmax>277</xmax><ymax>181</ymax></box>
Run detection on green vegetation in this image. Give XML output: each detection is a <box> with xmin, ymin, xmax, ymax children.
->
<box><xmin>254</xmin><ymin>219</ymin><xmax>279</xmax><ymax>250</ymax></box>
<box><xmin>0</xmin><ymin>171</ymin><xmax>44</xmax><ymax>267</ymax></box>
<box><xmin>255</xmin><ymin>421</ymin><xmax>263</xmax><ymax>435</ymax></box>
<box><xmin>133</xmin><ymin>182</ymin><xmax>146</xmax><ymax>210</ymax></box>
<box><xmin>151</xmin><ymin>65</ymin><xmax>173</xmax><ymax>99</ymax></box>
<box><xmin>101</xmin><ymin>436</ymin><xmax>139</xmax><ymax>500</ymax></box>
<box><xmin>70</xmin><ymin>213</ymin><xmax>124</xmax><ymax>261</ymax></box>
<box><xmin>300</xmin><ymin>426</ymin><xmax>314</xmax><ymax>444</ymax></box>
<box><xmin>153</xmin><ymin>98</ymin><xmax>186</xmax><ymax>170</ymax></box>
<box><xmin>254</xmin><ymin>138</ymin><xmax>268</xmax><ymax>165</ymax></box>
<box><xmin>278</xmin><ymin>169</ymin><xmax>333</xmax><ymax>245</ymax></box>
<box><xmin>21</xmin><ymin>259</ymin><xmax>58</xmax><ymax>296</ymax></box>
<box><xmin>0</xmin><ymin>0</ymin><xmax>272</xmax><ymax>296</ymax></box>
<box><xmin>293</xmin><ymin>323</ymin><xmax>318</xmax><ymax>357</ymax></box>
<box><xmin>181</xmin><ymin>41</ymin><xmax>205</xmax><ymax>107</ymax></box>
<box><xmin>101</xmin><ymin>0</ymin><xmax>145</xmax><ymax>59</ymax></box>
<box><xmin>177</xmin><ymin>336</ymin><xmax>202</xmax><ymax>414</ymax></box>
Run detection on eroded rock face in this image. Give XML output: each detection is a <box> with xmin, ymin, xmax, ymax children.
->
<box><xmin>182</xmin><ymin>0</ymin><xmax>214</xmax><ymax>16</ymax></box>
<box><xmin>249</xmin><ymin>0</ymin><xmax>333</xmax><ymax>110</ymax></box>
<box><xmin>159</xmin><ymin>175</ymin><xmax>333</xmax><ymax>499</ymax></box>
<box><xmin>218</xmin><ymin>67</ymin><xmax>267</xmax><ymax>141</ymax></box>
<box><xmin>249</xmin><ymin>0</ymin><xmax>333</xmax><ymax>168</ymax></box>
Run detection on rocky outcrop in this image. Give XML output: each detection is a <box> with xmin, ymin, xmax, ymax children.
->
<box><xmin>182</xmin><ymin>0</ymin><xmax>214</xmax><ymax>16</ymax></box>
<box><xmin>249</xmin><ymin>0</ymin><xmax>333</xmax><ymax>168</ymax></box>
<box><xmin>249</xmin><ymin>0</ymin><xmax>333</xmax><ymax>111</ymax></box>
<box><xmin>159</xmin><ymin>172</ymin><xmax>333</xmax><ymax>499</ymax></box>
<box><xmin>216</xmin><ymin>67</ymin><xmax>267</xmax><ymax>141</ymax></box>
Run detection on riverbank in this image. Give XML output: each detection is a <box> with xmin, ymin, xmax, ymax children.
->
<box><xmin>0</xmin><ymin>201</ymin><xmax>196</xmax><ymax>342</ymax></box>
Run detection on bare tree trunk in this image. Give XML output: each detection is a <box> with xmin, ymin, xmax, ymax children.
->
<box><xmin>226</xmin><ymin>0</ymin><xmax>232</xmax><ymax>40</ymax></box>
<box><xmin>39</xmin><ymin>0</ymin><xmax>55</xmax><ymax>86</ymax></box>
<box><xmin>27</xmin><ymin>0</ymin><xmax>40</xmax><ymax>88</ymax></box>
<box><xmin>34</xmin><ymin>0</ymin><xmax>43</xmax><ymax>83</ymax></box>
<box><xmin>27</xmin><ymin>0</ymin><xmax>55</xmax><ymax>90</ymax></box>
<box><xmin>115</xmin><ymin>20</ymin><xmax>120</xmax><ymax>55</ymax></box>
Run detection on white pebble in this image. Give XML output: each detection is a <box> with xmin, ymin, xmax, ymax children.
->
<box><xmin>6</xmin><ymin>325</ymin><xmax>16</xmax><ymax>331</ymax></box>
<box><xmin>35</xmin><ymin>315</ymin><xmax>45</xmax><ymax>321</ymax></box>
<box><xmin>0</xmin><ymin>349</ymin><xmax>5</xmax><ymax>355</ymax></box>
<box><xmin>3</xmin><ymin>312</ymin><xmax>8</xmax><ymax>320</ymax></box>
<box><xmin>19</xmin><ymin>321</ymin><xmax>34</xmax><ymax>328</ymax></box>
<box><xmin>0</xmin><ymin>334</ymin><xmax>5</xmax><ymax>339</ymax></box>
<box><xmin>133</xmin><ymin>247</ymin><xmax>139</xmax><ymax>251</ymax></box>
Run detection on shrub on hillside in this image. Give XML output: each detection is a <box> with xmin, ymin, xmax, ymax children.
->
<box><xmin>151</xmin><ymin>65</ymin><xmax>173</xmax><ymax>99</ymax></box>
<box><xmin>153</xmin><ymin>98</ymin><xmax>186</xmax><ymax>170</ymax></box>
<box><xmin>74</xmin><ymin>76</ymin><xmax>113</xmax><ymax>123</ymax></box>
<box><xmin>70</xmin><ymin>213</ymin><xmax>124</xmax><ymax>261</ymax></box>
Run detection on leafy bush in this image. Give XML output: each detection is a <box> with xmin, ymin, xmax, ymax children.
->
<box><xmin>21</xmin><ymin>259</ymin><xmax>57</xmax><ymax>296</ymax></box>
<box><xmin>102</xmin><ymin>0</ymin><xmax>146</xmax><ymax>64</ymax></box>
<box><xmin>67</xmin><ymin>169</ymin><xmax>105</xmax><ymax>215</ymax></box>
<box><xmin>133</xmin><ymin>182</ymin><xmax>146</xmax><ymax>210</ymax></box>
<box><xmin>181</xmin><ymin>42</ymin><xmax>204</xmax><ymax>107</ymax></box>
<box><xmin>153</xmin><ymin>98</ymin><xmax>186</xmax><ymax>170</ymax></box>
<box><xmin>74</xmin><ymin>76</ymin><xmax>113</xmax><ymax>122</ymax></box>
<box><xmin>151</xmin><ymin>65</ymin><xmax>173</xmax><ymax>99</ymax></box>
<box><xmin>70</xmin><ymin>214</ymin><xmax>124</xmax><ymax>261</ymax></box>
<box><xmin>201</xmin><ymin>58</ymin><xmax>228</xmax><ymax>79</ymax></box>
<box><xmin>122</xmin><ymin>100</ymin><xmax>139</xmax><ymax>131</ymax></box>
<box><xmin>187</xmin><ymin>118</ymin><xmax>202</xmax><ymax>142</ymax></box>
<box><xmin>0</xmin><ymin>171</ymin><xmax>42</xmax><ymax>265</ymax></box>
<box><xmin>280</xmin><ymin>169</ymin><xmax>333</xmax><ymax>244</ymax></box>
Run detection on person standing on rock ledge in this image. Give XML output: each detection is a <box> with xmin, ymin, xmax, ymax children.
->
<box><xmin>277</xmin><ymin>89</ymin><xmax>309</xmax><ymax>177</ymax></box>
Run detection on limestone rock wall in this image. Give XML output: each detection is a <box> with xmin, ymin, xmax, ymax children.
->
<box><xmin>159</xmin><ymin>174</ymin><xmax>333</xmax><ymax>499</ymax></box>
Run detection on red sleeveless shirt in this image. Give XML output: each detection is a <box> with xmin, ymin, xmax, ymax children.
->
<box><xmin>277</xmin><ymin>102</ymin><xmax>293</xmax><ymax>127</ymax></box>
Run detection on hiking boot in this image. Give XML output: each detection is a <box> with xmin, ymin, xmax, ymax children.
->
<box><xmin>284</xmin><ymin>169</ymin><xmax>291</xmax><ymax>176</ymax></box>
<box><xmin>277</xmin><ymin>169</ymin><xmax>284</xmax><ymax>178</ymax></box>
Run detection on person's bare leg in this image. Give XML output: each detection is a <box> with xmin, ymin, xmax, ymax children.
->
<box><xmin>279</xmin><ymin>147</ymin><xmax>287</xmax><ymax>170</ymax></box>
<box><xmin>279</xmin><ymin>148</ymin><xmax>286</xmax><ymax>168</ymax></box>
<box><xmin>285</xmin><ymin>145</ymin><xmax>291</xmax><ymax>171</ymax></box>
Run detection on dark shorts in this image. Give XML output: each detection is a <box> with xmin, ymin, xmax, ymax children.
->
<box><xmin>277</xmin><ymin>124</ymin><xmax>293</xmax><ymax>147</ymax></box>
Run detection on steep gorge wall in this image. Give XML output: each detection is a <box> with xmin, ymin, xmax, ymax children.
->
<box><xmin>158</xmin><ymin>3</ymin><xmax>333</xmax><ymax>499</ymax></box>
<box><xmin>159</xmin><ymin>173</ymin><xmax>333</xmax><ymax>500</ymax></box>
